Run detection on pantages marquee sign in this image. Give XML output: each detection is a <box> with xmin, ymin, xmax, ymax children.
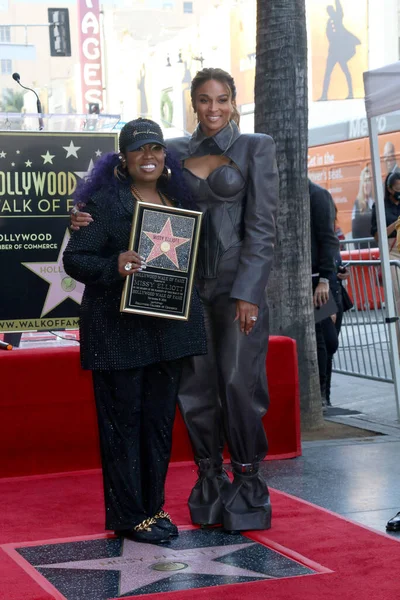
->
<box><xmin>78</xmin><ymin>0</ymin><xmax>104</xmax><ymax>112</ymax></box>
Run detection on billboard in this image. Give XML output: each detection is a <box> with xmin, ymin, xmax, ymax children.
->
<box><xmin>230</xmin><ymin>0</ymin><xmax>256</xmax><ymax>108</ymax></box>
<box><xmin>309</xmin><ymin>0</ymin><xmax>368</xmax><ymax>102</ymax></box>
<box><xmin>308</xmin><ymin>130</ymin><xmax>400</xmax><ymax>238</ymax></box>
<box><xmin>0</xmin><ymin>131</ymin><xmax>117</xmax><ymax>332</ymax></box>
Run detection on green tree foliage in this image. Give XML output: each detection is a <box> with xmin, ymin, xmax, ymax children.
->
<box><xmin>0</xmin><ymin>90</ymin><xmax>25</xmax><ymax>113</ymax></box>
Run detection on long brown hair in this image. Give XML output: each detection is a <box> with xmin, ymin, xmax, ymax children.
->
<box><xmin>190</xmin><ymin>67</ymin><xmax>240</xmax><ymax>127</ymax></box>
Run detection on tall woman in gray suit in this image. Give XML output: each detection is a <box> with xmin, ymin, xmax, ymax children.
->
<box><xmin>71</xmin><ymin>68</ymin><xmax>279</xmax><ymax>532</ymax></box>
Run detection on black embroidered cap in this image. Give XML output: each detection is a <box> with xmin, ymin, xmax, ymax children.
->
<box><xmin>119</xmin><ymin>118</ymin><xmax>166</xmax><ymax>153</ymax></box>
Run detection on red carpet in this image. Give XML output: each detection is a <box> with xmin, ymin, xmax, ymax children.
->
<box><xmin>1</xmin><ymin>465</ymin><xmax>400</xmax><ymax>599</ymax></box>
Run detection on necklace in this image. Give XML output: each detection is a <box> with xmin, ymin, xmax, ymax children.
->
<box><xmin>130</xmin><ymin>184</ymin><xmax>168</xmax><ymax>206</ymax></box>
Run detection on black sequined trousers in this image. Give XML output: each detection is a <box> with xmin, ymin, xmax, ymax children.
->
<box><xmin>92</xmin><ymin>360</ymin><xmax>182</xmax><ymax>531</ymax></box>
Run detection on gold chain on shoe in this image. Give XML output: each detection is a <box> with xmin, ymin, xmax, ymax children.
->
<box><xmin>155</xmin><ymin>510</ymin><xmax>172</xmax><ymax>522</ymax></box>
<box><xmin>133</xmin><ymin>517</ymin><xmax>157</xmax><ymax>532</ymax></box>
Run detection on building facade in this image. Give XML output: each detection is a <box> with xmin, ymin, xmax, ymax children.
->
<box><xmin>1</xmin><ymin>0</ymin><xmax>399</xmax><ymax>132</ymax></box>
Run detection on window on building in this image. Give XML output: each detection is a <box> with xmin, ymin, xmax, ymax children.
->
<box><xmin>1</xmin><ymin>59</ymin><xmax>12</xmax><ymax>75</ymax></box>
<box><xmin>0</xmin><ymin>26</ymin><xmax>11</xmax><ymax>43</ymax></box>
<box><xmin>183</xmin><ymin>1</ymin><xmax>193</xmax><ymax>13</ymax></box>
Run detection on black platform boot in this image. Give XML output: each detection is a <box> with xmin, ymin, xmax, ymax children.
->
<box><xmin>222</xmin><ymin>461</ymin><xmax>271</xmax><ymax>532</ymax></box>
<box><xmin>188</xmin><ymin>457</ymin><xmax>231</xmax><ymax>527</ymax></box>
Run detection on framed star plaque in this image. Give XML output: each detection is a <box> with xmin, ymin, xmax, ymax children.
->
<box><xmin>121</xmin><ymin>202</ymin><xmax>202</xmax><ymax>320</ymax></box>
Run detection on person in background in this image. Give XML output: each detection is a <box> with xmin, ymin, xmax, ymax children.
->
<box><xmin>383</xmin><ymin>141</ymin><xmax>398</xmax><ymax>176</ymax></box>
<box><xmin>309</xmin><ymin>180</ymin><xmax>340</xmax><ymax>407</ymax></box>
<box><xmin>371</xmin><ymin>170</ymin><xmax>400</xmax><ymax>352</ymax></box>
<box><xmin>70</xmin><ymin>68</ymin><xmax>279</xmax><ymax>534</ymax></box>
<box><xmin>352</xmin><ymin>165</ymin><xmax>374</xmax><ymax>246</ymax></box>
<box><xmin>387</xmin><ymin>510</ymin><xmax>400</xmax><ymax>532</ymax></box>
<box><xmin>371</xmin><ymin>171</ymin><xmax>400</xmax><ymax>291</ymax></box>
<box><xmin>371</xmin><ymin>171</ymin><xmax>400</xmax><ymax>243</ymax></box>
<box><xmin>324</xmin><ymin>205</ymin><xmax>352</xmax><ymax>406</ymax></box>
<box><xmin>63</xmin><ymin>118</ymin><xmax>207</xmax><ymax>545</ymax></box>
<box><xmin>335</xmin><ymin>220</ymin><xmax>345</xmax><ymax>244</ymax></box>
<box><xmin>378</xmin><ymin>173</ymin><xmax>400</xmax><ymax>534</ymax></box>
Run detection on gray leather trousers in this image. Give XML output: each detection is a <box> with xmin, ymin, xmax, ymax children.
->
<box><xmin>178</xmin><ymin>254</ymin><xmax>271</xmax><ymax>531</ymax></box>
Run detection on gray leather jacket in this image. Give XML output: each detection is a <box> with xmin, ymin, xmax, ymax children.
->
<box><xmin>167</xmin><ymin>122</ymin><xmax>279</xmax><ymax>306</ymax></box>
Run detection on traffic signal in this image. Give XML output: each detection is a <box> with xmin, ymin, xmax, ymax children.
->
<box><xmin>48</xmin><ymin>8</ymin><xmax>71</xmax><ymax>57</ymax></box>
<box><xmin>88</xmin><ymin>103</ymin><xmax>100</xmax><ymax>114</ymax></box>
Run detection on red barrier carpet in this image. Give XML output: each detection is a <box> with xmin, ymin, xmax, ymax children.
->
<box><xmin>1</xmin><ymin>466</ymin><xmax>400</xmax><ymax>600</ymax></box>
<box><xmin>0</xmin><ymin>336</ymin><xmax>301</xmax><ymax>478</ymax></box>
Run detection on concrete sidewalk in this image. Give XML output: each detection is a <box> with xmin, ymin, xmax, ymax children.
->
<box><xmin>264</xmin><ymin>371</ymin><xmax>400</xmax><ymax>537</ymax></box>
<box><xmin>328</xmin><ymin>372</ymin><xmax>400</xmax><ymax>436</ymax></box>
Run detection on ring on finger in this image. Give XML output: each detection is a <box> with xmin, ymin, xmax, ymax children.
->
<box><xmin>249</xmin><ymin>316</ymin><xmax>258</xmax><ymax>322</ymax></box>
<box><xmin>124</xmin><ymin>262</ymin><xmax>133</xmax><ymax>271</ymax></box>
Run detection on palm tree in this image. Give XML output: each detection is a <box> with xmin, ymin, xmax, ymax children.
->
<box><xmin>0</xmin><ymin>90</ymin><xmax>25</xmax><ymax>113</ymax></box>
<box><xmin>255</xmin><ymin>0</ymin><xmax>322</xmax><ymax>428</ymax></box>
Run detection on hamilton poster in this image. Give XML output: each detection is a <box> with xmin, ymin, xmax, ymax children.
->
<box><xmin>309</xmin><ymin>0</ymin><xmax>368</xmax><ymax>102</ymax></box>
<box><xmin>0</xmin><ymin>131</ymin><xmax>117</xmax><ymax>332</ymax></box>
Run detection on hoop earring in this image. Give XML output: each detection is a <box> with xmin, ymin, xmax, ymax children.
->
<box><xmin>160</xmin><ymin>166</ymin><xmax>172</xmax><ymax>181</ymax></box>
<box><xmin>114</xmin><ymin>164</ymin><xmax>128</xmax><ymax>182</ymax></box>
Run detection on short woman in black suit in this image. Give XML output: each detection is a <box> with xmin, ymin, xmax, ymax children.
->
<box><xmin>63</xmin><ymin>119</ymin><xmax>206</xmax><ymax>545</ymax></box>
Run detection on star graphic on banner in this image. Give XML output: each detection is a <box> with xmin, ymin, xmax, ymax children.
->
<box><xmin>63</xmin><ymin>140</ymin><xmax>81</xmax><ymax>158</ymax></box>
<box><xmin>16</xmin><ymin>149</ymin><xmax>20</xmax><ymax>154</ymax></box>
<box><xmin>143</xmin><ymin>218</ymin><xmax>190</xmax><ymax>268</ymax></box>
<box><xmin>41</xmin><ymin>150</ymin><xmax>55</xmax><ymax>165</ymax></box>
<box><xmin>0</xmin><ymin>151</ymin><xmax>6</xmax><ymax>158</ymax></box>
<box><xmin>22</xmin><ymin>229</ymin><xmax>84</xmax><ymax>317</ymax></box>
<box><xmin>11</xmin><ymin>162</ymin><xmax>15</xmax><ymax>167</ymax></box>
<box><xmin>36</xmin><ymin>539</ymin><xmax>272</xmax><ymax>596</ymax></box>
<box><xmin>95</xmin><ymin>149</ymin><xmax>102</xmax><ymax>157</ymax></box>
<box><xmin>25</xmin><ymin>159</ymin><xmax>33</xmax><ymax>167</ymax></box>
<box><xmin>74</xmin><ymin>158</ymin><xmax>94</xmax><ymax>180</ymax></box>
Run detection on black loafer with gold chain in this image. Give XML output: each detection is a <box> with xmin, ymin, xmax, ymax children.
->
<box><xmin>116</xmin><ymin>517</ymin><xmax>171</xmax><ymax>545</ymax></box>
<box><xmin>154</xmin><ymin>510</ymin><xmax>179</xmax><ymax>538</ymax></box>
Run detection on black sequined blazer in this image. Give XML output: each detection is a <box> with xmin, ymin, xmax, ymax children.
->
<box><xmin>63</xmin><ymin>183</ymin><xmax>207</xmax><ymax>371</ymax></box>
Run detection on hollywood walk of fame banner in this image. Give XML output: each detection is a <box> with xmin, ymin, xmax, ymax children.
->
<box><xmin>0</xmin><ymin>131</ymin><xmax>118</xmax><ymax>332</ymax></box>
<box><xmin>121</xmin><ymin>202</ymin><xmax>202</xmax><ymax>320</ymax></box>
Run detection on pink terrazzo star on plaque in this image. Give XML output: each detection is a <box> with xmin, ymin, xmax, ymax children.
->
<box><xmin>143</xmin><ymin>218</ymin><xmax>190</xmax><ymax>269</ymax></box>
<box><xmin>35</xmin><ymin>538</ymin><xmax>272</xmax><ymax>596</ymax></box>
<box><xmin>22</xmin><ymin>228</ymin><xmax>84</xmax><ymax>317</ymax></box>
